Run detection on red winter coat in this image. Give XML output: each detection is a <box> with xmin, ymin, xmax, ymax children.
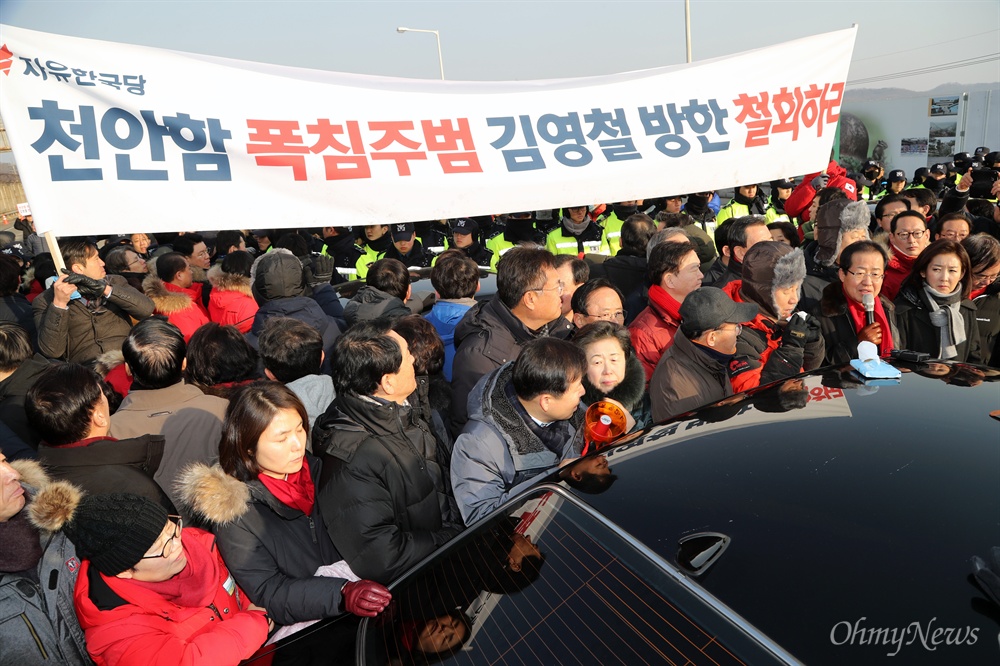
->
<box><xmin>722</xmin><ymin>281</ymin><xmax>785</xmax><ymax>393</ymax></box>
<box><xmin>628</xmin><ymin>293</ymin><xmax>681</xmax><ymax>383</ymax></box>
<box><xmin>142</xmin><ymin>276</ymin><xmax>209</xmax><ymax>342</ymax></box>
<box><xmin>207</xmin><ymin>267</ymin><xmax>258</xmax><ymax>334</ymax></box>
<box><xmin>73</xmin><ymin>528</ymin><xmax>269</xmax><ymax>666</ymax></box>
<box><xmin>785</xmin><ymin>161</ymin><xmax>858</xmax><ymax>222</ymax></box>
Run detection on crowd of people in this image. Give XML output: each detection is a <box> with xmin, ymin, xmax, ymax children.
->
<box><xmin>1</xmin><ymin>145</ymin><xmax>999</xmax><ymax>664</ymax></box>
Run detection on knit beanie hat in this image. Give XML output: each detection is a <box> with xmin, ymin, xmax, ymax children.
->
<box><xmin>740</xmin><ymin>242</ymin><xmax>806</xmax><ymax>320</ymax></box>
<box><xmin>28</xmin><ymin>485</ymin><xmax>167</xmax><ymax>576</ymax></box>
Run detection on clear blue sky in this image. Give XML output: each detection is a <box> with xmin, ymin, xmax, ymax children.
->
<box><xmin>2</xmin><ymin>0</ymin><xmax>998</xmax><ymax>88</ymax></box>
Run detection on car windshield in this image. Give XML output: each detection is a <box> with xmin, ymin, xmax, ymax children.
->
<box><xmin>359</xmin><ymin>487</ymin><xmax>787</xmax><ymax>665</ymax></box>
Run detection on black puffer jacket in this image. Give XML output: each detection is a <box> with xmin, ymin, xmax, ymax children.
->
<box><xmin>0</xmin><ymin>356</ymin><xmax>50</xmax><ymax>448</ymax></box>
<box><xmin>37</xmin><ymin>434</ymin><xmax>174</xmax><ymax>512</ymax></box>
<box><xmin>177</xmin><ymin>456</ymin><xmax>348</xmax><ymax>627</ymax></box>
<box><xmin>246</xmin><ymin>249</ymin><xmax>344</xmax><ymax>369</ymax></box>
<box><xmin>450</xmin><ymin>296</ymin><xmax>573</xmax><ymax>432</ymax></box>
<box><xmin>343</xmin><ymin>286</ymin><xmax>410</xmax><ymax>326</ymax></box>
<box><xmin>314</xmin><ymin>392</ymin><xmax>462</xmax><ymax>584</ymax></box>
<box><xmin>972</xmin><ymin>283</ymin><xmax>1000</xmax><ymax>367</ymax></box>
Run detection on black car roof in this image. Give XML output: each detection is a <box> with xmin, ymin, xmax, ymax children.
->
<box><xmin>560</xmin><ymin>361</ymin><xmax>1000</xmax><ymax>664</ymax></box>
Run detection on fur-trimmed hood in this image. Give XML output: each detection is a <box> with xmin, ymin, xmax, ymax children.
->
<box><xmin>207</xmin><ymin>264</ymin><xmax>253</xmax><ymax>296</ymax></box>
<box><xmin>740</xmin><ymin>242</ymin><xmax>806</xmax><ymax>319</ymax></box>
<box><xmin>142</xmin><ymin>274</ymin><xmax>194</xmax><ymax>314</ymax></box>
<box><xmin>12</xmin><ymin>458</ymin><xmax>50</xmax><ymax>494</ymax></box>
<box><xmin>174</xmin><ymin>463</ymin><xmax>251</xmax><ymax>526</ymax></box>
<box><xmin>581</xmin><ymin>353</ymin><xmax>646</xmax><ymax>413</ymax></box>
<box><xmin>26</xmin><ymin>477</ymin><xmax>84</xmax><ymax>534</ymax></box>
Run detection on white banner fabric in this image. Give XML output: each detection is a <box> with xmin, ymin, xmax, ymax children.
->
<box><xmin>0</xmin><ymin>24</ymin><xmax>857</xmax><ymax>237</ymax></box>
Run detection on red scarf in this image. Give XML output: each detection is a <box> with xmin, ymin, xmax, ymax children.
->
<box><xmin>971</xmin><ymin>286</ymin><xmax>988</xmax><ymax>300</ymax></box>
<box><xmin>125</xmin><ymin>528</ymin><xmax>219</xmax><ymax>608</ymax></box>
<box><xmin>647</xmin><ymin>284</ymin><xmax>682</xmax><ymax>323</ymax></box>
<box><xmin>258</xmin><ymin>461</ymin><xmax>315</xmax><ymax>516</ymax></box>
<box><xmin>844</xmin><ymin>286</ymin><xmax>894</xmax><ymax>357</ymax></box>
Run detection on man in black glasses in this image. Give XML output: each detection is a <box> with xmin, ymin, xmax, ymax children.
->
<box><xmin>30</xmin><ymin>490</ymin><xmax>272</xmax><ymax>665</ymax></box>
<box><xmin>883</xmin><ymin>210</ymin><xmax>931</xmax><ymax>300</ymax></box>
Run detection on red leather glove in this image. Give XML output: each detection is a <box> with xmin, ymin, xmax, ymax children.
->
<box><xmin>341</xmin><ymin>580</ymin><xmax>392</xmax><ymax>617</ymax></box>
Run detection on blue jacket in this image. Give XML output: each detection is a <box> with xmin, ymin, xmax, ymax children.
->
<box><xmin>425</xmin><ymin>299</ymin><xmax>475</xmax><ymax>381</ymax></box>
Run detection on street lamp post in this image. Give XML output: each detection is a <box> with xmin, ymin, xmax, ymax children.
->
<box><xmin>396</xmin><ymin>27</ymin><xmax>445</xmax><ymax>80</ymax></box>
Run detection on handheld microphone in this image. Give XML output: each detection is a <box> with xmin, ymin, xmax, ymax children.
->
<box><xmin>862</xmin><ymin>293</ymin><xmax>876</xmax><ymax>326</ymax></box>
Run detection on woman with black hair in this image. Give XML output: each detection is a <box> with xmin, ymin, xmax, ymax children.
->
<box><xmin>894</xmin><ymin>239</ymin><xmax>981</xmax><ymax>363</ymax></box>
<box><xmin>177</xmin><ymin>382</ymin><xmax>391</xmax><ymax>637</ymax></box>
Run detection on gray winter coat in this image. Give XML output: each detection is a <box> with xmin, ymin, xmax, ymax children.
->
<box><xmin>0</xmin><ymin>461</ymin><xmax>90</xmax><ymax>666</ymax></box>
<box><xmin>451</xmin><ymin>363</ymin><xmax>583</xmax><ymax>525</ymax></box>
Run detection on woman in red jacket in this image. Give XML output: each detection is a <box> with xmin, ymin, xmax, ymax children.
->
<box><xmin>29</xmin><ymin>487</ymin><xmax>270</xmax><ymax>666</ymax></box>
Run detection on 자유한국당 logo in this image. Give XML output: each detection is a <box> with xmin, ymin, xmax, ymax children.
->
<box><xmin>0</xmin><ymin>44</ymin><xmax>13</xmax><ymax>76</ymax></box>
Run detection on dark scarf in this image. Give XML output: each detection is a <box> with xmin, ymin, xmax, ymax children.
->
<box><xmin>692</xmin><ymin>340</ymin><xmax>737</xmax><ymax>365</ymax></box>
<box><xmin>684</xmin><ymin>196</ymin><xmax>709</xmax><ymax>216</ymax></box>
<box><xmin>258</xmin><ymin>462</ymin><xmax>315</xmax><ymax>516</ymax></box>
<box><xmin>612</xmin><ymin>204</ymin><xmax>638</xmax><ymax>219</ymax></box>
<box><xmin>366</xmin><ymin>234</ymin><xmax>392</xmax><ymax>255</ymax></box>
<box><xmin>0</xmin><ymin>506</ymin><xmax>44</xmax><ymax>574</ymax></box>
<box><xmin>504</xmin><ymin>380</ymin><xmax>571</xmax><ymax>457</ymax></box>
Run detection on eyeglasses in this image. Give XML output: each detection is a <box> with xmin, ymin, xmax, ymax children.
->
<box><xmin>141</xmin><ymin>515</ymin><xmax>183</xmax><ymax>559</ymax></box>
<box><xmin>845</xmin><ymin>269</ymin><xmax>885</xmax><ymax>281</ymax></box>
<box><xmin>531</xmin><ymin>280</ymin><xmax>565</xmax><ymax>296</ymax></box>
<box><xmin>894</xmin><ymin>229</ymin><xmax>927</xmax><ymax>241</ymax></box>
<box><xmin>581</xmin><ymin>310</ymin><xmax>627</xmax><ymax>323</ymax></box>
<box><xmin>714</xmin><ymin>323</ymin><xmax>742</xmax><ymax>336</ymax></box>
<box><xmin>940</xmin><ymin>230</ymin><xmax>969</xmax><ymax>241</ymax></box>
<box><xmin>972</xmin><ymin>270</ymin><xmax>1000</xmax><ymax>285</ymax></box>
<box><xmin>127</xmin><ymin>256</ymin><xmax>146</xmax><ymax>268</ymax></box>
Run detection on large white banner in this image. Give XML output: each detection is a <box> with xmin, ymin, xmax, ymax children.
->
<box><xmin>0</xmin><ymin>24</ymin><xmax>857</xmax><ymax>237</ymax></box>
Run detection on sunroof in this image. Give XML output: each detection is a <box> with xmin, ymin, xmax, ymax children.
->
<box><xmin>361</xmin><ymin>489</ymin><xmax>785</xmax><ymax>665</ymax></box>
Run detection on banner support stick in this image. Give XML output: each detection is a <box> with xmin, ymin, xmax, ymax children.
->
<box><xmin>44</xmin><ymin>231</ymin><xmax>66</xmax><ymax>275</ymax></box>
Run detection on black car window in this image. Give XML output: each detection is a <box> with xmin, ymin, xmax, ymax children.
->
<box><xmin>359</xmin><ymin>487</ymin><xmax>786</xmax><ymax>665</ymax></box>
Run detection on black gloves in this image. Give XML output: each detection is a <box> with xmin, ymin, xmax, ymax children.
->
<box><xmin>61</xmin><ymin>269</ymin><xmax>107</xmax><ymax>300</ymax></box>
<box><xmin>302</xmin><ymin>254</ymin><xmax>335</xmax><ymax>287</ymax></box>
<box><xmin>810</xmin><ymin>173</ymin><xmax>829</xmax><ymax>190</ymax></box>
<box><xmin>781</xmin><ymin>313</ymin><xmax>820</xmax><ymax>349</ymax></box>
<box><xmin>341</xmin><ymin>580</ymin><xmax>392</xmax><ymax>617</ymax></box>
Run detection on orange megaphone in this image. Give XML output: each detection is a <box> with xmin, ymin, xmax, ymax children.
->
<box><xmin>582</xmin><ymin>400</ymin><xmax>629</xmax><ymax>455</ymax></box>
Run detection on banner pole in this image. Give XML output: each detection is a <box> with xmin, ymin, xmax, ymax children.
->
<box><xmin>43</xmin><ymin>231</ymin><xmax>66</xmax><ymax>275</ymax></box>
